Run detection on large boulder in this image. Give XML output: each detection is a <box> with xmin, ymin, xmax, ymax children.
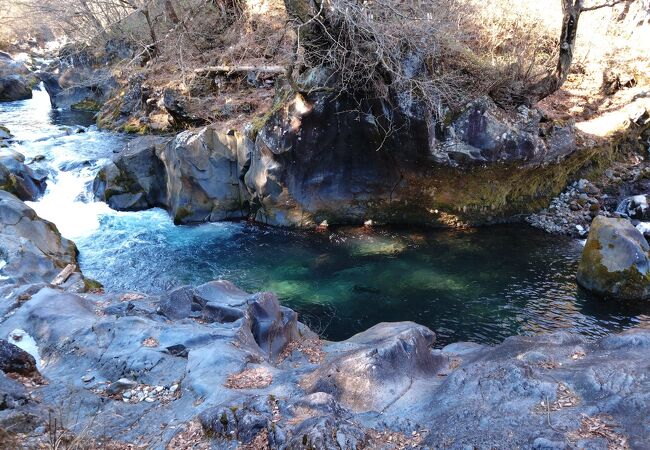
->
<box><xmin>37</xmin><ymin>43</ymin><xmax>131</xmax><ymax>111</ymax></box>
<box><xmin>577</xmin><ymin>216</ymin><xmax>650</xmax><ymax>300</ymax></box>
<box><xmin>0</xmin><ymin>53</ymin><xmax>34</xmax><ymax>102</ymax></box>
<box><xmin>301</xmin><ymin>322</ymin><xmax>442</xmax><ymax>411</ymax></box>
<box><xmin>95</xmin><ymin>126</ymin><xmax>252</xmax><ymax>224</ymax></box>
<box><xmin>159</xmin><ymin>127</ymin><xmax>252</xmax><ymax>223</ymax></box>
<box><xmin>93</xmin><ymin>136</ymin><xmax>168</xmax><ymax>210</ymax></box>
<box><xmin>39</xmin><ymin>67</ymin><xmax>116</xmax><ymax>111</ymax></box>
<box><xmin>0</xmin><ymin>191</ymin><xmax>77</xmax><ymax>287</ymax></box>
<box><xmin>246</xmin><ymin>88</ymin><xmax>579</xmax><ymax>228</ymax></box>
<box><xmin>0</xmin><ymin>148</ymin><xmax>47</xmax><ymax>201</ymax></box>
<box><xmin>0</xmin><ymin>339</ymin><xmax>37</xmax><ymax>376</ymax></box>
<box><xmin>0</xmin><ymin>75</ymin><xmax>32</xmax><ymax>102</ymax></box>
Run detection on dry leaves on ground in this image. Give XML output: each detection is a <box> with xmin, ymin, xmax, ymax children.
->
<box><xmin>365</xmin><ymin>428</ymin><xmax>427</xmax><ymax>449</ymax></box>
<box><xmin>166</xmin><ymin>420</ymin><xmax>210</xmax><ymax>450</ymax></box>
<box><xmin>279</xmin><ymin>338</ymin><xmax>324</xmax><ymax>364</ymax></box>
<box><xmin>225</xmin><ymin>367</ymin><xmax>273</xmax><ymax>389</ymax></box>
<box><xmin>536</xmin><ymin>383</ymin><xmax>580</xmax><ymax>413</ymax></box>
<box><xmin>142</xmin><ymin>337</ymin><xmax>159</xmax><ymax>348</ymax></box>
<box><xmin>568</xmin><ymin>415</ymin><xmax>630</xmax><ymax>450</ymax></box>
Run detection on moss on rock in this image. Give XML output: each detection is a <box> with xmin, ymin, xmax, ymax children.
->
<box><xmin>71</xmin><ymin>99</ymin><xmax>102</xmax><ymax>112</ymax></box>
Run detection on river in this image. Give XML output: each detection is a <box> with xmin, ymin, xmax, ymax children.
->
<box><xmin>1</xmin><ymin>87</ymin><xmax>647</xmax><ymax>346</ymax></box>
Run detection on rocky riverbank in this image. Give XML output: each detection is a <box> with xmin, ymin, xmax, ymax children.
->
<box><xmin>1</xmin><ymin>188</ymin><xmax>649</xmax><ymax>449</ymax></box>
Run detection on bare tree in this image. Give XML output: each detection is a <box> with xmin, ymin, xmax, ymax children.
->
<box><xmin>530</xmin><ymin>0</ymin><xmax>631</xmax><ymax>103</ymax></box>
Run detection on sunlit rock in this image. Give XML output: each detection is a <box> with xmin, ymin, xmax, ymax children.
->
<box><xmin>577</xmin><ymin>216</ymin><xmax>650</xmax><ymax>300</ymax></box>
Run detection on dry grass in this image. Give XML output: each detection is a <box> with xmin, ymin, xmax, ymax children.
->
<box><xmin>285</xmin><ymin>0</ymin><xmax>558</xmax><ymax>118</ymax></box>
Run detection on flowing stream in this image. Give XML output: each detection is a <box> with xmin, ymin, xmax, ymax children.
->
<box><xmin>2</xmin><ymin>89</ymin><xmax>649</xmax><ymax>346</ymax></box>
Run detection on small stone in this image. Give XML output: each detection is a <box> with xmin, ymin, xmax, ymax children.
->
<box><xmin>145</xmin><ymin>397</ymin><xmax>155</xmax><ymax>403</ymax></box>
<box><xmin>81</xmin><ymin>374</ymin><xmax>94</xmax><ymax>383</ymax></box>
<box><xmin>106</xmin><ymin>378</ymin><xmax>138</xmax><ymax>395</ymax></box>
<box><xmin>169</xmin><ymin>384</ymin><xmax>179</xmax><ymax>393</ymax></box>
<box><xmin>155</xmin><ymin>386</ymin><xmax>164</xmax><ymax>393</ymax></box>
<box><xmin>122</xmin><ymin>390</ymin><xmax>132</xmax><ymax>399</ymax></box>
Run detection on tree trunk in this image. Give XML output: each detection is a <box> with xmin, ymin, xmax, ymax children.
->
<box><xmin>283</xmin><ymin>0</ymin><xmax>331</xmax><ymax>66</ymax></box>
<box><xmin>142</xmin><ymin>4</ymin><xmax>158</xmax><ymax>53</ymax></box>
<box><xmin>164</xmin><ymin>0</ymin><xmax>180</xmax><ymax>24</ymax></box>
<box><xmin>555</xmin><ymin>0</ymin><xmax>583</xmax><ymax>88</ymax></box>
<box><xmin>527</xmin><ymin>0</ymin><xmax>584</xmax><ymax>104</ymax></box>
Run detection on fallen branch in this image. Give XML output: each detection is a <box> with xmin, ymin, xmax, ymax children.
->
<box><xmin>193</xmin><ymin>65</ymin><xmax>286</xmax><ymax>76</ymax></box>
<box><xmin>51</xmin><ymin>264</ymin><xmax>77</xmax><ymax>286</ymax></box>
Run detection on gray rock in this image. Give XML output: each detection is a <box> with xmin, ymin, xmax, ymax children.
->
<box><xmin>158</xmin><ymin>285</ymin><xmax>194</xmax><ymax>320</ymax></box>
<box><xmin>577</xmin><ymin>216</ymin><xmax>650</xmax><ymax>300</ymax></box>
<box><xmin>0</xmin><ymin>55</ymin><xmax>33</xmax><ymax>102</ymax></box>
<box><xmin>0</xmin><ymin>75</ymin><xmax>32</xmax><ymax>102</ymax></box>
<box><xmin>0</xmin><ymin>339</ymin><xmax>37</xmax><ymax>375</ymax></box>
<box><xmin>38</xmin><ymin>67</ymin><xmax>116</xmax><ymax>110</ymax></box>
<box><xmin>0</xmin><ymin>191</ymin><xmax>77</xmax><ymax>290</ymax></box>
<box><xmin>159</xmin><ymin>126</ymin><xmax>252</xmax><ymax>224</ymax></box>
<box><xmin>93</xmin><ymin>135</ymin><xmax>168</xmax><ymax>211</ymax></box>
<box><xmin>0</xmin><ymin>148</ymin><xmax>47</xmax><ymax>201</ymax></box>
<box><xmin>242</xmin><ymin>292</ymin><xmax>299</xmax><ymax>360</ymax></box>
<box><xmin>105</xmin><ymin>378</ymin><xmax>138</xmax><ymax>395</ymax></box>
<box><xmin>302</xmin><ymin>322</ymin><xmax>442</xmax><ymax>411</ymax></box>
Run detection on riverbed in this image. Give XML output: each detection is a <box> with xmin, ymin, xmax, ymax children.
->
<box><xmin>1</xmin><ymin>88</ymin><xmax>647</xmax><ymax>346</ymax></box>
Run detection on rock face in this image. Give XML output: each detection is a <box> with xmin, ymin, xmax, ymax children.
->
<box><xmin>0</xmin><ymin>53</ymin><xmax>34</xmax><ymax>102</ymax></box>
<box><xmin>93</xmin><ymin>136</ymin><xmax>168</xmax><ymax>211</ymax></box>
<box><xmin>577</xmin><ymin>216</ymin><xmax>650</xmax><ymax>300</ymax></box>
<box><xmin>244</xmin><ymin>90</ymin><xmax>579</xmax><ymax>228</ymax></box>
<box><xmin>94</xmin><ymin>126</ymin><xmax>251</xmax><ymax>223</ymax></box>
<box><xmin>92</xmin><ymin>85</ymin><xmax>592</xmax><ymax>229</ymax></box>
<box><xmin>0</xmin><ymin>148</ymin><xmax>47</xmax><ymax>201</ymax></box>
<box><xmin>37</xmin><ymin>43</ymin><xmax>132</xmax><ymax>110</ymax></box>
<box><xmin>0</xmin><ymin>191</ymin><xmax>77</xmax><ymax>289</ymax></box>
<box><xmin>159</xmin><ymin>127</ymin><xmax>251</xmax><ymax>223</ymax></box>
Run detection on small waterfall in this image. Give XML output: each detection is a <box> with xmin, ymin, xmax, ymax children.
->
<box><xmin>616</xmin><ymin>195</ymin><xmax>649</xmax><ymax>218</ymax></box>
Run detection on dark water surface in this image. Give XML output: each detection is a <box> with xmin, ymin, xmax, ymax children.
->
<box><xmin>2</xmin><ymin>89</ymin><xmax>648</xmax><ymax>346</ymax></box>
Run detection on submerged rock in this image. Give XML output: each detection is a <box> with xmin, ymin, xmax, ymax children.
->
<box><xmin>577</xmin><ymin>216</ymin><xmax>650</xmax><ymax>300</ymax></box>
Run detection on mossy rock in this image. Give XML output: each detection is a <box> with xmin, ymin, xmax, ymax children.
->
<box><xmin>577</xmin><ymin>216</ymin><xmax>650</xmax><ymax>301</ymax></box>
<box><xmin>71</xmin><ymin>99</ymin><xmax>102</xmax><ymax>112</ymax></box>
<box><xmin>122</xmin><ymin>120</ymin><xmax>150</xmax><ymax>135</ymax></box>
<box><xmin>83</xmin><ymin>277</ymin><xmax>104</xmax><ymax>293</ymax></box>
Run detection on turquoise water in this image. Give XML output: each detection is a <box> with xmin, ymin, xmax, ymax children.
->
<box><xmin>2</xmin><ymin>89</ymin><xmax>648</xmax><ymax>346</ymax></box>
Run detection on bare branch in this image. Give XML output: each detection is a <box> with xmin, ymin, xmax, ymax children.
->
<box><xmin>580</xmin><ymin>0</ymin><xmax>628</xmax><ymax>12</ymax></box>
